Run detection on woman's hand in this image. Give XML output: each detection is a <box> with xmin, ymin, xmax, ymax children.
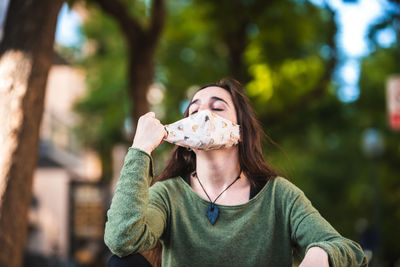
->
<box><xmin>299</xmin><ymin>247</ymin><xmax>329</xmax><ymax>267</ymax></box>
<box><xmin>131</xmin><ymin>112</ymin><xmax>167</xmax><ymax>155</ymax></box>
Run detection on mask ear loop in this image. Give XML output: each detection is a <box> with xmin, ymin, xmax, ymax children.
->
<box><xmin>163</xmin><ymin>126</ymin><xmax>169</xmax><ymax>138</ymax></box>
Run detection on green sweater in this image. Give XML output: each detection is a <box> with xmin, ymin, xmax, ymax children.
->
<box><xmin>104</xmin><ymin>148</ymin><xmax>367</xmax><ymax>267</ymax></box>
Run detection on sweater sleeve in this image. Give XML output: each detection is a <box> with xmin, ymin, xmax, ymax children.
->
<box><xmin>278</xmin><ymin>178</ymin><xmax>368</xmax><ymax>267</ymax></box>
<box><xmin>104</xmin><ymin>148</ymin><xmax>168</xmax><ymax>257</ymax></box>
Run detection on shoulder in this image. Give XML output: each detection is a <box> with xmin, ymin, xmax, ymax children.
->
<box><xmin>268</xmin><ymin>176</ymin><xmax>306</xmax><ymax>208</ymax></box>
<box><xmin>271</xmin><ymin>176</ymin><xmax>303</xmax><ymax>195</ymax></box>
<box><xmin>150</xmin><ymin>177</ymin><xmax>186</xmax><ymax>195</ymax></box>
<box><xmin>147</xmin><ymin>177</ymin><xmax>186</xmax><ymax>209</ymax></box>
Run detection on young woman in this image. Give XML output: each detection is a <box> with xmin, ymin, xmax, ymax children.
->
<box><xmin>104</xmin><ymin>78</ymin><xmax>367</xmax><ymax>267</ymax></box>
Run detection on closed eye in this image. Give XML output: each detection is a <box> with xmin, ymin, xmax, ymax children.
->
<box><xmin>190</xmin><ymin>108</ymin><xmax>223</xmax><ymax>115</ymax></box>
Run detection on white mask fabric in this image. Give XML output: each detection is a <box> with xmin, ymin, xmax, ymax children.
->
<box><xmin>164</xmin><ymin>110</ymin><xmax>240</xmax><ymax>150</ymax></box>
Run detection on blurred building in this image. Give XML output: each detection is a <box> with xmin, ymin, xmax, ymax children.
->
<box><xmin>24</xmin><ymin>52</ymin><xmax>106</xmax><ymax>266</ymax></box>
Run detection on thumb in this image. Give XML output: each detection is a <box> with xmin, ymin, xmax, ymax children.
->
<box><xmin>147</xmin><ymin>111</ymin><xmax>156</xmax><ymax>118</ymax></box>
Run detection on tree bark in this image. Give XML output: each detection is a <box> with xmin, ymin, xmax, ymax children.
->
<box><xmin>129</xmin><ymin>44</ymin><xmax>156</xmax><ymax>129</ymax></box>
<box><xmin>93</xmin><ymin>0</ymin><xmax>165</xmax><ymax>131</ymax></box>
<box><xmin>223</xmin><ymin>20</ymin><xmax>248</xmax><ymax>83</ymax></box>
<box><xmin>0</xmin><ymin>0</ymin><xmax>63</xmax><ymax>266</ymax></box>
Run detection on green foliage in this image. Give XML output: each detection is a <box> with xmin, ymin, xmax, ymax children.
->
<box><xmin>242</xmin><ymin>0</ymin><xmax>333</xmax><ymax>115</ymax></box>
<box><xmin>246</xmin><ymin>54</ymin><xmax>325</xmax><ymax>114</ymax></box>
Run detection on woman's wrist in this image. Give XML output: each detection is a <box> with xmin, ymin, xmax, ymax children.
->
<box><xmin>131</xmin><ymin>144</ymin><xmax>152</xmax><ymax>155</ymax></box>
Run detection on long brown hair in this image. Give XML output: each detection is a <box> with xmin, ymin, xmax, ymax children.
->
<box><xmin>146</xmin><ymin>78</ymin><xmax>279</xmax><ymax>266</ymax></box>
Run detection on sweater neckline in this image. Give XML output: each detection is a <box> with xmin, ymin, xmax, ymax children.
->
<box><xmin>177</xmin><ymin>175</ymin><xmax>274</xmax><ymax>209</ymax></box>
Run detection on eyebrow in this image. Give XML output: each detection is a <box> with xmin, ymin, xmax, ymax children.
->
<box><xmin>189</xmin><ymin>96</ymin><xmax>229</xmax><ymax>108</ymax></box>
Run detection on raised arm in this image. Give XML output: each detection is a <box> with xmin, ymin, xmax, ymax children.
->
<box><xmin>104</xmin><ymin>112</ymin><xmax>168</xmax><ymax>257</ymax></box>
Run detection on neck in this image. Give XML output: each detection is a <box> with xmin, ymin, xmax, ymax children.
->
<box><xmin>194</xmin><ymin>146</ymin><xmax>241</xmax><ymax>189</ymax></box>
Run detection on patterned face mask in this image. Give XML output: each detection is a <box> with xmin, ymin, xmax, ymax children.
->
<box><xmin>164</xmin><ymin>110</ymin><xmax>241</xmax><ymax>150</ymax></box>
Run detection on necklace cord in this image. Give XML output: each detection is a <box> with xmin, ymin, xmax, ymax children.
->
<box><xmin>193</xmin><ymin>170</ymin><xmax>242</xmax><ymax>208</ymax></box>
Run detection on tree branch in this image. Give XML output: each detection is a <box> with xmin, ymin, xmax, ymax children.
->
<box><xmin>91</xmin><ymin>0</ymin><xmax>145</xmax><ymax>39</ymax></box>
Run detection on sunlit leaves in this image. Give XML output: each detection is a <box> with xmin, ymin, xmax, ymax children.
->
<box><xmin>246</xmin><ymin>63</ymin><xmax>274</xmax><ymax>102</ymax></box>
<box><xmin>245</xmin><ymin>53</ymin><xmax>325</xmax><ymax>115</ymax></box>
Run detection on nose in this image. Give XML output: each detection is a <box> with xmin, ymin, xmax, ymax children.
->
<box><xmin>198</xmin><ymin>104</ymin><xmax>210</xmax><ymax>112</ymax></box>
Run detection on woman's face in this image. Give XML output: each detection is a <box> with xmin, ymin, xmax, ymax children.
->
<box><xmin>188</xmin><ymin>86</ymin><xmax>238</xmax><ymax>124</ymax></box>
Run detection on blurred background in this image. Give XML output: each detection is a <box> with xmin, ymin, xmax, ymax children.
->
<box><xmin>0</xmin><ymin>0</ymin><xmax>399</xmax><ymax>266</ymax></box>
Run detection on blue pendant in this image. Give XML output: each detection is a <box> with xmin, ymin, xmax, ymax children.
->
<box><xmin>206</xmin><ymin>203</ymin><xmax>219</xmax><ymax>225</ymax></box>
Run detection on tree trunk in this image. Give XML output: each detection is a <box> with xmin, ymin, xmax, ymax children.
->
<box><xmin>129</xmin><ymin>39</ymin><xmax>157</xmax><ymax>129</ymax></box>
<box><xmin>93</xmin><ymin>0</ymin><xmax>165</xmax><ymax>131</ymax></box>
<box><xmin>0</xmin><ymin>0</ymin><xmax>63</xmax><ymax>266</ymax></box>
<box><xmin>224</xmin><ymin>22</ymin><xmax>248</xmax><ymax>83</ymax></box>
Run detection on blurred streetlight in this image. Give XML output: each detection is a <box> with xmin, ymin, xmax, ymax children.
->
<box><xmin>361</xmin><ymin>128</ymin><xmax>385</xmax><ymax>159</ymax></box>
